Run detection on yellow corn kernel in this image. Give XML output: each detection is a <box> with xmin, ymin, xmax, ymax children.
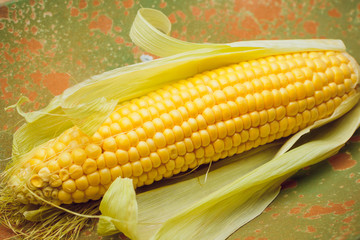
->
<box><xmin>196</xmin><ymin>115</ymin><xmax>207</xmax><ymax>130</ymax></box>
<box><xmin>96</xmin><ymin>154</ymin><xmax>106</xmax><ymax>169</ymax></box>
<box><xmin>103</xmin><ymin>137</ymin><xmax>117</xmax><ymax>152</ymax></box>
<box><xmin>157</xmin><ymin>148</ymin><xmax>170</xmax><ymax>163</ymax></box>
<box><xmin>115</xmin><ymin>149</ymin><xmax>129</xmax><ymax>165</ymax></box>
<box><xmin>62</xmin><ymin>179</ymin><xmax>76</xmax><ymax>193</ymax></box>
<box><xmin>216</xmin><ymin>122</ymin><xmax>227</xmax><ymax>139</ymax></box>
<box><xmin>82</xmin><ymin>158</ymin><xmax>97</xmax><ymax>175</ymax></box>
<box><xmin>136</xmin><ymin>128</ymin><xmax>147</xmax><ymax>141</ymax></box>
<box><xmin>58</xmin><ymin>190</ymin><xmax>71</xmax><ymax>202</ymax></box>
<box><xmin>75</xmin><ymin>176</ymin><xmax>89</xmax><ymax>191</ymax></box>
<box><xmin>115</xmin><ymin>134</ymin><xmax>130</xmax><ymax>151</ymax></box>
<box><xmin>72</xmin><ymin>190</ymin><xmax>85</xmax><ymax>202</ymax></box>
<box><xmin>30</xmin><ymin>174</ymin><xmax>44</xmax><ymax>188</ymax></box>
<box><xmin>143</xmin><ymin>122</ymin><xmax>156</xmax><ymax>138</ymax></box>
<box><xmin>153</xmin><ymin>132</ymin><xmax>167</xmax><ymax>148</ymax></box>
<box><xmin>85</xmin><ymin>185</ymin><xmax>100</xmax><ymax>198</ymax></box>
<box><xmin>132</xmin><ymin>162</ymin><xmax>143</xmax><ymax>177</ymax></box>
<box><xmin>149</xmin><ymin>152</ymin><xmax>161</xmax><ymax>168</ymax></box>
<box><xmin>59</xmin><ymin>168</ymin><xmax>69</xmax><ymax>181</ymax></box>
<box><xmin>121</xmin><ymin>163</ymin><xmax>132</xmax><ymax>178</ymax></box>
<box><xmin>58</xmin><ymin>153</ymin><xmax>72</xmax><ymax>168</ymax></box>
<box><xmin>203</xmin><ymin>108</ymin><xmax>215</xmax><ymax>125</ymax></box>
<box><xmin>99</xmin><ymin>168</ymin><xmax>112</xmax><ymax>185</ymax></box>
<box><xmin>47</xmin><ymin>160</ymin><xmax>60</xmax><ymax>173</ymax></box>
<box><xmin>49</xmin><ymin>174</ymin><xmax>62</xmax><ymax>188</ymax></box>
<box><xmin>175</xmin><ymin>141</ymin><xmax>187</xmax><ymax>156</ymax></box>
<box><xmin>163</xmin><ymin>129</ymin><xmax>175</xmax><ymax>145</ymax></box>
<box><xmin>103</xmin><ymin>151</ymin><xmax>117</xmax><ymax>168</ymax></box>
<box><xmin>213</xmin><ymin>139</ymin><xmax>225</xmax><ymax>153</ymax></box>
<box><xmin>127</xmin><ymin>131</ymin><xmax>139</xmax><ymax>146</ymax></box>
<box><xmin>86</xmin><ymin>172</ymin><xmax>100</xmax><ymax>186</ymax></box>
<box><xmin>85</xmin><ymin>144</ymin><xmax>102</xmax><ymax>159</ymax></box>
<box><xmin>140</xmin><ymin>157</ymin><xmax>152</xmax><ymax>172</ymax></box>
<box><xmin>69</xmin><ymin>164</ymin><xmax>83</xmax><ymax>179</ymax></box>
<box><xmin>71</xmin><ymin>148</ymin><xmax>87</xmax><ymax>165</ymax></box>
<box><xmin>172</xmin><ymin>126</ymin><xmax>184</xmax><ymax>142</ymax></box>
<box><xmin>128</xmin><ymin>147</ymin><xmax>140</xmax><ymax>162</ymax></box>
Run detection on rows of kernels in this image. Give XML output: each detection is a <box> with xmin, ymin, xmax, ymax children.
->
<box><xmin>15</xmin><ymin>51</ymin><xmax>356</xmax><ymax>205</ymax></box>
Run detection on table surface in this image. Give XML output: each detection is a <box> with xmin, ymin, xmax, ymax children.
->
<box><xmin>1</xmin><ymin>0</ymin><xmax>360</xmax><ymax>239</ymax></box>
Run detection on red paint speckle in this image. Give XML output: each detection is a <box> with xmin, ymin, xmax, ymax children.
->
<box><xmin>79</xmin><ymin>0</ymin><xmax>87</xmax><ymax>9</ymax></box>
<box><xmin>115</xmin><ymin>36</ymin><xmax>124</xmax><ymax>44</ymax></box>
<box><xmin>191</xmin><ymin>6</ymin><xmax>201</xmax><ymax>18</ymax></box>
<box><xmin>89</xmin><ymin>15</ymin><xmax>113</xmax><ymax>35</ymax></box>
<box><xmin>343</xmin><ymin>215</ymin><xmax>354</xmax><ymax>223</ymax></box>
<box><xmin>168</xmin><ymin>13</ymin><xmax>176</xmax><ymax>24</ymax></box>
<box><xmin>20</xmin><ymin>38</ymin><xmax>43</xmax><ymax>54</ymax></box>
<box><xmin>328</xmin><ymin>8</ymin><xmax>342</xmax><ymax>18</ymax></box>
<box><xmin>31</xmin><ymin>26</ymin><xmax>37</xmax><ymax>35</ymax></box>
<box><xmin>80</xmin><ymin>12</ymin><xmax>88</xmax><ymax>21</ymax></box>
<box><xmin>304</xmin><ymin>201</ymin><xmax>354</xmax><ymax>219</ymax></box>
<box><xmin>30</xmin><ymin>70</ymin><xmax>42</xmax><ymax>86</ymax></box>
<box><xmin>234</xmin><ymin>0</ymin><xmax>282</xmax><ymax>21</ymax></box>
<box><xmin>71</xmin><ymin>8</ymin><xmax>79</xmax><ymax>17</ymax></box>
<box><xmin>344</xmin><ymin>200</ymin><xmax>355</xmax><ymax>207</ymax></box>
<box><xmin>4</xmin><ymin>51</ymin><xmax>15</xmax><ymax>64</ymax></box>
<box><xmin>204</xmin><ymin>8</ymin><xmax>216</xmax><ymax>21</ymax></box>
<box><xmin>91</xmin><ymin>11</ymin><xmax>98</xmax><ymax>19</ymax></box>
<box><xmin>272</xmin><ymin>213</ymin><xmax>279</xmax><ymax>218</ymax></box>
<box><xmin>10</xmin><ymin>47</ymin><xmax>19</xmax><ymax>53</ymax></box>
<box><xmin>244</xmin><ymin>237</ymin><xmax>256</xmax><ymax>240</ymax></box>
<box><xmin>43</xmin><ymin>72</ymin><xmax>70</xmax><ymax>95</ymax></box>
<box><xmin>0</xmin><ymin>6</ymin><xmax>9</xmax><ymax>19</ymax></box>
<box><xmin>0</xmin><ymin>78</ymin><xmax>12</xmax><ymax>99</ymax></box>
<box><xmin>114</xmin><ymin>26</ymin><xmax>122</xmax><ymax>32</ymax></box>
<box><xmin>303</xmin><ymin>21</ymin><xmax>319</xmax><ymax>35</ymax></box>
<box><xmin>14</xmin><ymin>74</ymin><xmax>24</xmax><ymax>80</ymax></box>
<box><xmin>289</xmin><ymin>207</ymin><xmax>302</xmax><ymax>214</ymax></box>
<box><xmin>241</xmin><ymin>16</ymin><xmax>261</xmax><ymax>36</ymax></box>
<box><xmin>307</xmin><ymin>226</ymin><xmax>316</xmax><ymax>233</ymax></box>
<box><xmin>159</xmin><ymin>1</ymin><xmax>167</xmax><ymax>8</ymax></box>
<box><xmin>264</xmin><ymin>207</ymin><xmax>272</xmax><ymax>212</ymax></box>
<box><xmin>176</xmin><ymin>10</ymin><xmax>186</xmax><ymax>22</ymax></box>
<box><xmin>328</xmin><ymin>152</ymin><xmax>356</xmax><ymax>171</ymax></box>
<box><xmin>122</xmin><ymin>0</ymin><xmax>134</xmax><ymax>8</ymax></box>
<box><xmin>93</xmin><ymin>0</ymin><xmax>100</xmax><ymax>6</ymax></box>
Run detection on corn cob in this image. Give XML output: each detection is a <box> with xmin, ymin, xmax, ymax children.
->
<box><xmin>9</xmin><ymin>50</ymin><xmax>358</xmax><ymax>205</ymax></box>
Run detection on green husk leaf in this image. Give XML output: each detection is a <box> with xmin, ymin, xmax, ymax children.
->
<box><xmin>130</xmin><ymin>8</ymin><xmax>345</xmax><ymax>57</ymax></box>
<box><xmin>97</xmin><ymin>93</ymin><xmax>360</xmax><ymax>239</ymax></box>
<box><xmin>98</xmin><ymin>178</ymin><xmax>138</xmax><ymax>239</ymax></box>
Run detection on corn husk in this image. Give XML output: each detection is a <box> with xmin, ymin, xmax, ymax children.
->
<box><xmin>1</xmin><ymin>7</ymin><xmax>360</xmax><ymax>240</ymax></box>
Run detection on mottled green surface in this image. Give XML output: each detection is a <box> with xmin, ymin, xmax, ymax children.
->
<box><xmin>1</xmin><ymin>0</ymin><xmax>360</xmax><ymax>239</ymax></box>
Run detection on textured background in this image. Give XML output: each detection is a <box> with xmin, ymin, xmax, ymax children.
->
<box><xmin>1</xmin><ymin>0</ymin><xmax>360</xmax><ymax>239</ymax></box>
